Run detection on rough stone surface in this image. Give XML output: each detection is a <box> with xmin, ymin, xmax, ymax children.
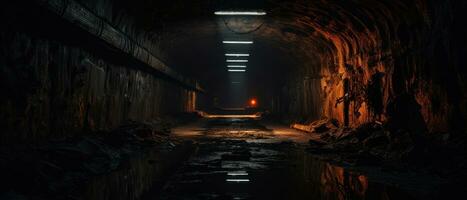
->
<box><xmin>0</xmin><ymin>31</ymin><xmax>195</xmax><ymax>143</ymax></box>
<box><xmin>261</xmin><ymin>0</ymin><xmax>467</xmax><ymax>135</ymax></box>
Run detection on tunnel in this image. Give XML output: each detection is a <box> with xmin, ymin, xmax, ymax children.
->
<box><xmin>1</xmin><ymin>0</ymin><xmax>467</xmax><ymax>199</ymax></box>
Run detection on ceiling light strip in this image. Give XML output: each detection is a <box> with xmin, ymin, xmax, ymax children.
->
<box><xmin>225</xmin><ymin>53</ymin><xmax>250</xmax><ymax>57</ymax></box>
<box><xmin>215</xmin><ymin>11</ymin><xmax>266</xmax><ymax>16</ymax></box>
<box><xmin>227</xmin><ymin>60</ymin><xmax>248</xmax><ymax>63</ymax></box>
<box><xmin>228</xmin><ymin>69</ymin><xmax>246</xmax><ymax>72</ymax></box>
<box><xmin>223</xmin><ymin>41</ymin><xmax>253</xmax><ymax>44</ymax></box>
<box><xmin>227</xmin><ymin>65</ymin><xmax>247</xmax><ymax>68</ymax></box>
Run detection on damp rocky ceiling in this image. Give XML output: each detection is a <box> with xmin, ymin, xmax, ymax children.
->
<box><xmin>105</xmin><ymin>0</ymin><xmax>466</xmax><ymax>134</ymax></box>
<box><xmin>1</xmin><ymin>0</ymin><xmax>466</xmax><ymax>141</ymax></box>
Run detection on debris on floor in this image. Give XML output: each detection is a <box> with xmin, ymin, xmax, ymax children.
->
<box><xmin>0</xmin><ymin>117</ymin><xmax>196</xmax><ymax>200</ymax></box>
<box><xmin>293</xmin><ymin>118</ymin><xmax>467</xmax><ymax>179</ymax></box>
<box><xmin>291</xmin><ymin>118</ymin><xmax>339</xmax><ymax>134</ymax></box>
<box><xmin>153</xmin><ymin>118</ymin><xmax>460</xmax><ymax>200</ymax></box>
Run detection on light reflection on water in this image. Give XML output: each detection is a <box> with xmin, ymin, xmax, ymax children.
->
<box><xmin>86</xmin><ymin>149</ymin><xmax>412</xmax><ymax>200</ymax></box>
<box><xmin>298</xmin><ymin>152</ymin><xmax>370</xmax><ymax>200</ymax></box>
<box><xmin>228</xmin><ymin>171</ymin><xmax>249</xmax><ymax>176</ymax></box>
<box><xmin>293</xmin><ymin>150</ymin><xmax>420</xmax><ymax>200</ymax></box>
<box><xmin>68</xmin><ymin>117</ymin><xmax>461</xmax><ymax>200</ymax></box>
<box><xmin>226</xmin><ymin>170</ymin><xmax>250</xmax><ymax>183</ymax></box>
<box><xmin>82</xmin><ymin>145</ymin><xmax>425</xmax><ymax>200</ymax></box>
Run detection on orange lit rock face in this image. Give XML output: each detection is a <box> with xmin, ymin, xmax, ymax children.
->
<box><xmin>265</xmin><ymin>0</ymin><xmax>467</xmax><ymax>133</ymax></box>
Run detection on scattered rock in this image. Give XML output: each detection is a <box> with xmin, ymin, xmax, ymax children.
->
<box><xmin>303</xmin><ymin>117</ymin><xmax>467</xmax><ymax>183</ymax></box>
<box><xmin>362</xmin><ymin>130</ymin><xmax>388</xmax><ymax>148</ymax></box>
<box><xmin>0</xmin><ymin>118</ymin><xmax>190</xmax><ymax>200</ymax></box>
<box><xmin>331</xmin><ymin>128</ymin><xmax>353</xmax><ymax>140</ymax></box>
<box><xmin>304</xmin><ymin>120</ymin><xmax>418</xmax><ymax>166</ymax></box>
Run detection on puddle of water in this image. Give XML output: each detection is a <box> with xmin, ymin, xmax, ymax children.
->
<box><xmin>291</xmin><ymin>151</ymin><xmax>380</xmax><ymax>200</ymax></box>
<box><xmin>288</xmin><ymin>149</ymin><xmax>457</xmax><ymax>200</ymax></box>
<box><xmin>81</xmin><ymin>145</ymin><xmax>192</xmax><ymax>200</ymax></box>
<box><xmin>152</xmin><ymin>142</ymin><xmax>450</xmax><ymax>200</ymax></box>
<box><xmin>228</xmin><ymin>171</ymin><xmax>249</xmax><ymax>176</ymax></box>
<box><xmin>140</xmin><ymin>119</ymin><xmax>462</xmax><ymax>200</ymax></box>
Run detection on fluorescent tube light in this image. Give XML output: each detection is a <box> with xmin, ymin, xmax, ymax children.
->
<box><xmin>227</xmin><ymin>65</ymin><xmax>247</xmax><ymax>68</ymax></box>
<box><xmin>227</xmin><ymin>59</ymin><xmax>248</xmax><ymax>63</ymax></box>
<box><xmin>228</xmin><ymin>69</ymin><xmax>246</xmax><ymax>72</ymax></box>
<box><xmin>225</xmin><ymin>53</ymin><xmax>250</xmax><ymax>57</ymax></box>
<box><xmin>215</xmin><ymin>11</ymin><xmax>266</xmax><ymax>16</ymax></box>
<box><xmin>223</xmin><ymin>41</ymin><xmax>253</xmax><ymax>44</ymax></box>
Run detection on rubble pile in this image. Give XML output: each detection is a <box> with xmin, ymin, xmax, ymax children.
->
<box><xmin>303</xmin><ymin>119</ymin><xmax>467</xmax><ymax>173</ymax></box>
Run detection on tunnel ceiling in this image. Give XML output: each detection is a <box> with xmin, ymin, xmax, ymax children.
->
<box><xmin>104</xmin><ymin>0</ymin><xmax>445</xmax><ymax>107</ymax></box>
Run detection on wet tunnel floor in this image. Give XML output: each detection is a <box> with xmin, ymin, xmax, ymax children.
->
<box><xmin>152</xmin><ymin>119</ymin><xmax>317</xmax><ymax>200</ymax></box>
<box><xmin>142</xmin><ymin>118</ymin><xmax>442</xmax><ymax>200</ymax></box>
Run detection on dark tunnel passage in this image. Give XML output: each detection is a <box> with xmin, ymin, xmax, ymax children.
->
<box><xmin>1</xmin><ymin>0</ymin><xmax>467</xmax><ymax>199</ymax></box>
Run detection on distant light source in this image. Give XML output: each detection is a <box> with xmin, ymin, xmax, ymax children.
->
<box><xmin>227</xmin><ymin>65</ymin><xmax>247</xmax><ymax>68</ymax></box>
<box><xmin>250</xmin><ymin>98</ymin><xmax>257</xmax><ymax>107</ymax></box>
<box><xmin>223</xmin><ymin>41</ymin><xmax>253</xmax><ymax>44</ymax></box>
<box><xmin>215</xmin><ymin>11</ymin><xmax>267</xmax><ymax>16</ymax></box>
<box><xmin>228</xmin><ymin>69</ymin><xmax>246</xmax><ymax>72</ymax></box>
<box><xmin>227</xmin><ymin>59</ymin><xmax>248</xmax><ymax>63</ymax></box>
<box><xmin>225</xmin><ymin>53</ymin><xmax>250</xmax><ymax>57</ymax></box>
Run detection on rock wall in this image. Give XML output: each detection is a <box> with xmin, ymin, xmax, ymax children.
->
<box><xmin>0</xmin><ymin>4</ymin><xmax>196</xmax><ymax>143</ymax></box>
<box><xmin>272</xmin><ymin>56</ymin><xmax>323</xmax><ymax>123</ymax></box>
<box><xmin>274</xmin><ymin>0</ymin><xmax>466</xmax><ymax>134</ymax></box>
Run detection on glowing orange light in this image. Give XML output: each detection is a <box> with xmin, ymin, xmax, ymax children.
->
<box><xmin>250</xmin><ymin>99</ymin><xmax>257</xmax><ymax>106</ymax></box>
